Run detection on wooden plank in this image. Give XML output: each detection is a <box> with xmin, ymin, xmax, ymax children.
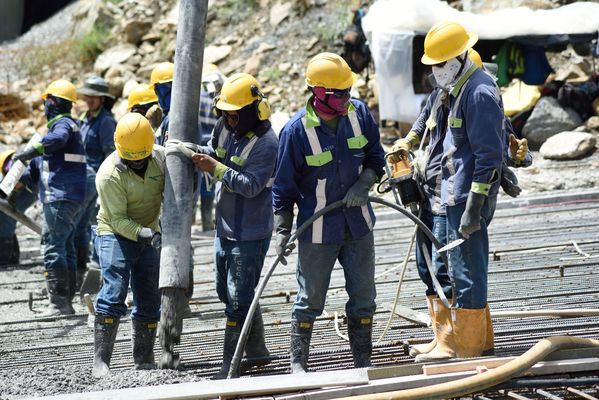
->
<box><xmin>422</xmin><ymin>357</ymin><xmax>517</xmax><ymax>376</ymax></box>
<box><xmin>275</xmin><ymin>358</ymin><xmax>599</xmax><ymax>400</ymax></box>
<box><xmin>37</xmin><ymin>369</ymin><xmax>369</xmax><ymax>400</ymax></box>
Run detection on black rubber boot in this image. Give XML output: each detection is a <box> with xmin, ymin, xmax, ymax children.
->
<box><xmin>212</xmin><ymin>320</ymin><xmax>242</xmax><ymax>380</ymax></box>
<box><xmin>75</xmin><ymin>245</ymin><xmax>89</xmax><ymax>293</ymax></box>
<box><xmin>9</xmin><ymin>234</ymin><xmax>19</xmax><ymax>264</ymax></box>
<box><xmin>93</xmin><ymin>315</ymin><xmax>120</xmax><ymax>378</ymax></box>
<box><xmin>242</xmin><ymin>305</ymin><xmax>271</xmax><ymax>372</ymax></box>
<box><xmin>66</xmin><ymin>268</ymin><xmax>76</xmax><ymax>314</ymax></box>
<box><xmin>41</xmin><ymin>268</ymin><xmax>74</xmax><ymax>316</ymax></box>
<box><xmin>290</xmin><ymin>320</ymin><xmax>313</xmax><ymax>374</ymax></box>
<box><xmin>132</xmin><ymin>319</ymin><xmax>158</xmax><ymax>370</ymax></box>
<box><xmin>0</xmin><ymin>236</ymin><xmax>16</xmax><ymax>266</ymax></box>
<box><xmin>200</xmin><ymin>197</ymin><xmax>214</xmax><ymax>231</ymax></box>
<box><xmin>348</xmin><ymin>317</ymin><xmax>373</xmax><ymax>368</ymax></box>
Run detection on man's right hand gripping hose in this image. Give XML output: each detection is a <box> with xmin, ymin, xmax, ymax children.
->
<box><xmin>274</xmin><ymin>210</ymin><xmax>295</xmax><ymax>266</ymax></box>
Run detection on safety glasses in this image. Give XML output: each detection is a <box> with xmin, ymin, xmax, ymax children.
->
<box><xmin>324</xmin><ymin>88</ymin><xmax>351</xmax><ymax>98</ymax></box>
<box><xmin>222</xmin><ymin>111</ymin><xmax>239</xmax><ymax>125</ymax></box>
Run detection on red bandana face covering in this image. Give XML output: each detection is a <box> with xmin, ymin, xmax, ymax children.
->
<box><xmin>312</xmin><ymin>87</ymin><xmax>350</xmax><ymax>118</ymax></box>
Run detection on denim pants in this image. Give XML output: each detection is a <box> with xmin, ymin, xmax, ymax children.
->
<box><xmin>74</xmin><ymin>171</ymin><xmax>98</xmax><ymax>248</ymax></box>
<box><xmin>0</xmin><ymin>189</ymin><xmax>37</xmax><ymax>238</ymax></box>
<box><xmin>293</xmin><ymin>230</ymin><xmax>376</xmax><ymax>322</ymax></box>
<box><xmin>214</xmin><ymin>235</ymin><xmax>271</xmax><ymax>321</ymax></box>
<box><xmin>415</xmin><ymin>207</ymin><xmax>452</xmax><ymax>299</ymax></box>
<box><xmin>95</xmin><ymin>233</ymin><xmax>161</xmax><ymax>321</ymax></box>
<box><xmin>445</xmin><ymin>196</ymin><xmax>497</xmax><ymax>309</ymax></box>
<box><xmin>42</xmin><ymin>201</ymin><xmax>82</xmax><ymax>274</ymax></box>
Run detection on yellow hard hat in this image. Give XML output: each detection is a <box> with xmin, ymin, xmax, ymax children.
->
<box><xmin>305</xmin><ymin>52</ymin><xmax>356</xmax><ymax>90</ymax></box>
<box><xmin>42</xmin><ymin>79</ymin><xmax>77</xmax><ymax>102</ymax></box>
<box><xmin>202</xmin><ymin>63</ymin><xmax>225</xmax><ymax>85</ymax></box>
<box><xmin>468</xmin><ymin>49</ymin><xmax>483</xmax><ymax>68</ymax></box>
<box><xmin>127</xmin><ymin>84</ymin><xmax>158</xmax><ymax>110</ymax></box>
<box><xmin>114</xmin><ymin>113</ymin><xmax>155</xmax><ymax>161</ymax></box>
<box><xmin>216</xmin><ymin>73</ymin><xmax>262</xmax><ymax>111</ymax></box>
<box><xmin>421</xmin><ymin>21</ymin><xmax>478</xmax><ymax>65</ymax></box>
<box><xmin>150</xmin><ymin>62</ymin><xmax>174</xmax><ymax>88</ymax></box>
<box><xmin>0</xmin><ymin>150</ymin><xmax>15</xmax><ymax>174</ymax></box>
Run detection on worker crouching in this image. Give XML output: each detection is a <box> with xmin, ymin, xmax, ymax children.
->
<box><xmin>190</xmin><ymin>73</ymin><xmax>278</xmax><ymax>379</ymax></box>
<box><xmin>273</xmin><ymin>53</ymin><xmax>385</xmax><ymax>372</ymax></box>
<box><xmin>92</xmin><ymin>113</ymin><xmax>165</xmax><ymax>377</ymax></box>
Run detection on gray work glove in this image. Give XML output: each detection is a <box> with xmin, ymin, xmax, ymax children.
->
<box><xmin>145</xmin><ymin>104</ymin><xmax>163</xmax><ymax>131</ymax></box>
<box><xmin>13</xmin><ymin>146</ymin><xmax>41</xmax><ymax>163</ymax></box>
<box><xmin>459</xmin><ymin>191</ymin><xmax>486</xmax><ymax>239</ymax></box>
<box><xmin>344</xmin><ymin>168</ymin><xmax>377</xmax><ymax>208</ymax></box>
<box><xmin>138</xmin><ymin>227</ymin><xmax>162</xmax><ymax>249</ymax></box>
<box><xmin>500</xmin><ymin>167</ymin><xmax>521</xmax><ymax>198</ymax></box>
<box><xmin>274</xmin><ymin>209</ymin><xmax>295</xmax><ymax>266</ymax></box>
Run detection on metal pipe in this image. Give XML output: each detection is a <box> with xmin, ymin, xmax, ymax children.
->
<box><xmin>228</xmin><ymin>196</ymin><xmax>449</xmax><ymax>378</ymax></box>
<box><xmin>158</xmin><ymin>0</ymin><xmax>208</xmax><ymax>369</ymax></box>
<box><xmin>0</xmin><ymin>198</ymin><xmax>41</xmax><ymax>234</ymax></box>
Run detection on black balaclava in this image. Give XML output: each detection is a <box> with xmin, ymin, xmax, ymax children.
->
<box><xmin>123</xmin><ymin>156</ymin><xmax>150</xmax><ymax>177</ymax></box>
<box><xmin>131</xmin><ymin>102</ymin><xmax>157</xmax><ymax>117</ymax></box>
<box><xmin>226</xmin><ymin>102</ymin><xmax>260</xmax><ymax>139</ymax></box>
<box><xmin>44</xmin><ymin>95</ymin><xmax>72</xmax><ymax>121</ymax></box>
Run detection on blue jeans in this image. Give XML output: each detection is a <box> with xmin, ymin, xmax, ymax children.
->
<box><xmin>415</xmin><ymin>207</ymin><xmax>452</xmax><ymax>298</ymax></box>
<box><xmin>214</xmin><ymin>235</ymin><xmax>271</xmax><ymax>321</ymax></box>
<box><xmin>42</xmin><ymin>201</ymin><xmax>82</xmax><ymax>273</ymax></box>
<box><xmin>445</xmin><ymin>196</ymin><xmax>497</xmax><ymax>309</ymax></box>
<box><xmin>74</xmin><ymin>171</ymin><xmax>98</xmax><ymax>248</ymax></box>
<box><xmin>0</xmin><ymin>189</ymin><xmax>37</xmax><ymax>238</ymax></box>
<box><xmin>95</xmin><ymin>233</ymin><xmax>161</xmax><ymax>321</ymax></box>
<box><xmin>293</xmin><ymin>230</ymin><xmax>376</xmax><ymax>322</ymax></box>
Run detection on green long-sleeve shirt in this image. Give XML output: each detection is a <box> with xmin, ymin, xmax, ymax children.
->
<box><xmin>95</xmin><ymin>147</ymin><xmax>165</xmax><ymax>241</ymax></box>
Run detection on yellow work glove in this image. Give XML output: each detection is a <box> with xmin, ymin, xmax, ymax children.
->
<box><xmin>509</xmin><ymin>134</ymin><xmax>528</xmax><ymax>163</ymax></box>
<box><xmin>388</xmin><ymin>139</ymin><xmax>412</xmax><ymax>163</ymax></box>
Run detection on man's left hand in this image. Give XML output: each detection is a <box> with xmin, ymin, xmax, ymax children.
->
<box><xmin>192</xmin><ymin>153</ymin><xmax>218</xmax><ymax>173</ymax></box>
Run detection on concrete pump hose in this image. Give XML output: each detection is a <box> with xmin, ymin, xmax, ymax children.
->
<box><xmin>228</xmin><ymin>196</ymin><xmax>447</xmax><ymax>378</ymax></box>
<box><xmin>341</xmin><ymin>336</ymin><xmax>599</xmax><ymax>400</ymax></box>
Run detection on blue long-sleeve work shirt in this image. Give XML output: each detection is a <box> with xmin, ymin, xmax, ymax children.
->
<box><xmin>203</xmin><ymin>119</ymin><xmax>279</xmax><ymax>241</ymax></box>
<box><xmin>79</xmin><ymin>108</ymin><xmax>116</xmax><ymax>172</ymax></box>
<box><xmin>441</xmin><ymin>67</ymin><xmax>504</xmax><ymax>206</ymax></box>
<box><xmin>25</xmin><ymin>115</ymin><xmax>86</xmax><ymax>204</ymax></box>
<box><xmin>273</xmin><ymin>98</ymin><xmax>385</xmax><ymax>244</ymax></box>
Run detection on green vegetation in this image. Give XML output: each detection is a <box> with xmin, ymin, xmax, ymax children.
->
<box><xmin>261</xmin><ymin>67</ymin><xmax>283</xmax><ymax>81</ymax></box>
<box><xmin>20</xmin><ymin>25</ymin><xmax>109</xmax><ymax>78</ymax></box>
<box><xmin>217</xmin><ymin>0</ymin><xmax>258</xmax><ymax>23</ymax></box>
<box><xmin>315</xmin><ymin>2</ymin><xmax>353</xmax><ymax>42</ymax></box>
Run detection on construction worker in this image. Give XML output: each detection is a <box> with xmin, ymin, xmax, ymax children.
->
<box><xmin>74</xmin><ymin>76</ymin><xmax>117</xmax><ymax>291</ymax></box>
<box><xmin>396</xmin><ymin>21</ymin><xmax>503</xmax><ymax>361</ymax></box>
<box><xmin>149</xmin><ymin>61</ymin><xmax>174</xmax><ymax>145</ymax></box>
<box><xmin>391</xmin><ymin>48</ymin><xmax>533</xmax><ymax>361</ymax></box>
<box><xmin>194</xmin><ymin>63</ymin><xmax>226</xmax><ymax>231</ymax></box>
<box><xmin>15</xmin><ymin>79</ymin><xmax>86</xmax><ymax>315</ymax></box>
<box><xmin>190</xmin><ymin>72</ymin><xmax>278</xmax><ymax>379</ymax></box>
<box><xmin>0</xmin><ymin>150</ymin><xmax>37</xmax><ymax>266</ymax></box>
<box><xmin>92</xmin><ymin>113</ymin><xmax>164</xmax><ymax>377</ymax></box>
<box><xmin>127</xmin><ymin>83</ymin><xmax>160</xmax><ymax>129</ymax></box>
<box><xmin>273</xmin><ymin>53</ymin><xmax>385</xmax><ymax>372</ymax></box>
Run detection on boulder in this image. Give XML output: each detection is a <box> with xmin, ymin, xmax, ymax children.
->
<box><xmin>204</xmin><ymin>45</ymin><xmax>232</xmax><ymax>65</ymax></box>
<box><xmin>522</xmin><ymin>96</ymin><xmax>582</xmax><ymax>149</ymax></box>
<box><xmin>270</xmin><ymin>2</ymin><xmax>292</xmax><ymax>27</ymax></box>
<box><xmin>244</xmin><ymin>54</ymin><xmax>263</xmax><ymax>77</ymax></box>
<box><xmin>94</xmin><ymin>44</ymin><xmax>137</xmax><ymax>75</ymax></box>
<box><xmin>539</xmin><ymin>131</ymin><xmax>596</xmax><ymax>160</ymax></box>
<box><xmin>586</xmin><ymin>116</ymin><xmax>599</xmax><ymax>132</ymax></box>
<box><xmin>123</xmin><ymin>20</ymin><xmax>152</xmax><ymax>45</ymax></box>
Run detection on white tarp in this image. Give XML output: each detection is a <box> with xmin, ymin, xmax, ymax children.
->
<box><xmin>363</xmin><ymin>0</ymin><xmax>599</xmax><ymax>122</ymax></box>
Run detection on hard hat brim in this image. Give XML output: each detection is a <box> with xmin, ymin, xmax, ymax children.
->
<box><xmin>79</xmin><ymin>87</ymin><xmax>114</xmax><ymax>99</ymax></box>
<box><xmin>421</xmin><ymin>32</ymin><xmax>479</xmax><ymax>65</ymax></box>
<box><xmin>215</xmin><ymin>98</ymin><xmax>243</xmax><ymax>111</ymax></box>
<box><xmin>41</xmin><ymin>92</ymin><xmax>77</xmax><ymax>102</ymax></box>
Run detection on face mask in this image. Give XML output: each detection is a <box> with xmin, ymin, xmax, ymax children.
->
<box><xmin>44</xmin><ymin>95</ymin><xmax>72</xmax><ymax>121</ymax></box>
<box><xmin>312</xmin><ymin>87</ymin><xmax>350</xmax><ymax>118</ymax></box>
<box><xmin>154</xmin><ymin>83</ymin><xmax>172</xmax><ymax>113</ymax></box>
<box><xmin>432</xmin><ymin>57</ymin><xmax>463</xmax><ymax>90</ymax></box>
<box><xmin>226</xmin><ymin>103</ymin><xmax>260</xmax><ymax>139</ymax></box>
<box><xmin>124</xmin><ymin>157</ymin><xmax>149</xmax><ymax>171</ymax></box>
<box><xmin>131</xmin><ymin>102</ymin><xmax>155</xmax><ymax>116</ymax></box>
